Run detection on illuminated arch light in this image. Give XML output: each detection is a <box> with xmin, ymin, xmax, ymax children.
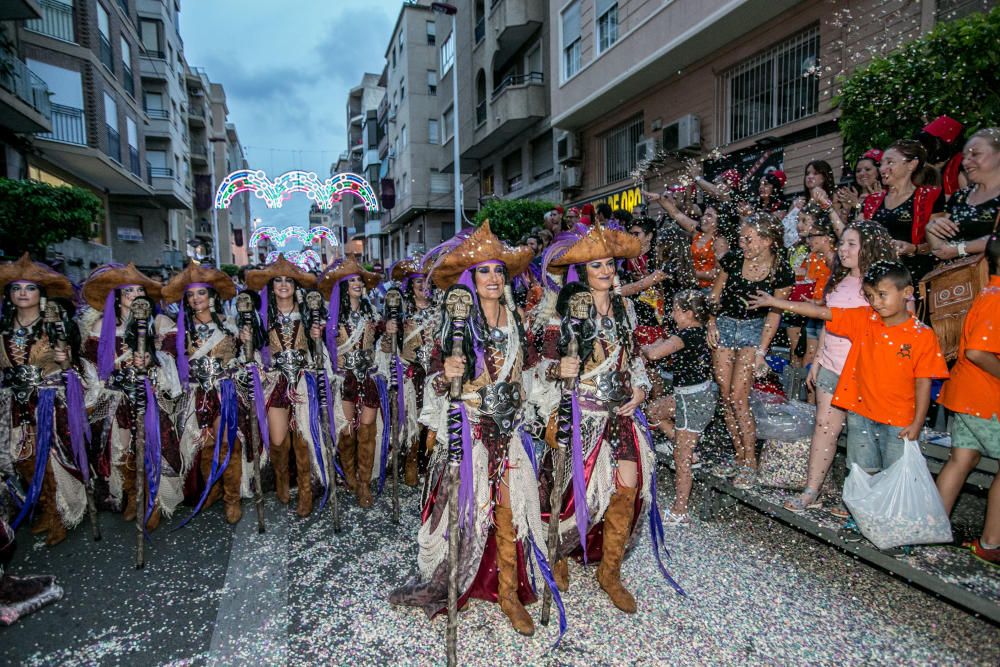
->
<box><xmin>214</xmin><ymin>169</ymin><xmax>379</xmax><ymax>212</ymax></box>
<box><xmin>250</xmin><ymin>225</ymin><xmax>341</xmax><ymax>250</ymax></box>
<box><xmin>265</xmin><ymin>249</ymin><xmax>321</xmax><ymax>271</ymax></box>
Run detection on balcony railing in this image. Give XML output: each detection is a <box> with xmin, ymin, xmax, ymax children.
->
<box><xmin>99</xmin><ymin>35</ymin><xmax>113</xmax><ymax>72</ymax></box>
<box><xmin>149</xmin><ymin>166</ymin><xmax>173</xmax><ymax>178</ymax></box>
<box><xmin>0</xmin><ymin>51</ymin><xmax>53</xmax><ymax>120</ymax></box>
<box><xmin>145</xmin><ymin>159</ymin><xmax>152</xmax><ymax>185</ymax></box>
<box><xmin>475</xmin><ymin>100</ymin><xmax>486</xmax><ymax>126</ymax></box>
<box><xmin>39</xmin><ymin>104</ymin><xmax>85</xmax><ymax>144</ymax></box>
<box><xmin>144</xmin><ymin>49</ymin><xmax>165</xmax><ymax>60</ymax></box>
<box><xmin>26</xmin><ymin>0</ymin><xmax>75</xmax><ymax>43</ymax></box>
<box><xmin>492</xmin><ymin>72</ymin><xmax>543</xmax><ymax>100</ymax></box>
<box><xmin>129</xmin><ymin>146</ymin><xmax>140</xmax><ymax>175</ymax></box>
<box><xmin>106</xmin><ymin>125</ymin><xmax>121</xmax><ymax>162</ymax></box>
<box><xmin>474</xmin><ymin>17</ymin><xmax>485</xmax><ymax>44</ymax></box>
<box><xmin>117</xmin><ymin>0</ymin><xmax>129</xmax><ymax>14</ymax></box>
<box><xmin>123</xmin><ymin>65</ymin><xmax>134</xmax><ymax>97</ymax></box>
<box><xmin>145</xmin><ymin>107</ymin><xmax>169</xmax><ymax>119</ymax></box>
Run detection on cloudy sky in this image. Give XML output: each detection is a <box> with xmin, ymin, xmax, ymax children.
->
<box><xmin>179</xmin><ymin>0</ymin><xmax>400</xmax><ymax>235</ymax></box>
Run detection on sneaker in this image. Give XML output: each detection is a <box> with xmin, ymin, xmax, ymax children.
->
<box><xmin>732</xmin><ymin>467</ymin><xmax>757</xmax><ymax>490</ymax></box>
<box><xmin>655</xmin><ymin>439</ymin><xmax>674</xmax><ymax>456</ymax></box>
<box><xmin>965</xmin><ymin>538</ymin><xmax>1000</xmax><ymax>566</ymax></box>
<box><xmin>663</xmin><ymin>510</ymin><xmax>691</xmax><ymax>527</ymax></box>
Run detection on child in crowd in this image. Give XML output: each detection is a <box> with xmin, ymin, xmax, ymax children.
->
<box><xmin>785</xmin><ymin>204</ymin><xmax>817</xmax><ymax>368</ymax></box>
<box><xmin>643</xmin><ymin>290</ymin><xmax>717</xmax><ymax>526</ymax></box>
<box><xmin>935</xmin><ymin>235</ymin><xmax>1000</xmax><ymax>564</ymax></box>
<box><xmin>748</xmin><ymin>261</ymin><xmax>949</xmax><ymax>474</ymax></box>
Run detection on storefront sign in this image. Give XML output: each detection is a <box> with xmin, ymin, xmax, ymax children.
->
<box><xmin>568</xmin><ymin>185</ymin><xmax>645</xmax><ymax>213</ymax></box>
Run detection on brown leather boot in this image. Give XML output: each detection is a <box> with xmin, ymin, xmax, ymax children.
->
<box><xmin>293</xmin><ymin>433</ymin><xmax>313</xmax><ymax>517</ymax></box>
<box><xmin>121</xmin><ymin>455</ymin><xmax>138</xmax><ymax>522</ymax></box>
<box><xmin>355</xmin><ymin>423</ymin><xmax>376</xmax><ymax>508</ymax></box>
<box><xmin>271</xmin><ymin>434</ymin><xmax>291</xmax><ymax>504</ymax></box>
<box><xmin>403</xmin><ymin>437</ymin><xmax>419</xmax><ymax>487</ymax></box>
<box><xmin>596</xmin><ymin>487</ymin><xmax>638</xmax><ymax>613</ymax></box>
<box><xmin>145</xmin><ymin>503</ymin><xmax>161</xmax><ymax>532</ymax></box>
<box><xmin>553</xmin><ymin>559</ymin><xmax>569</xmax><ymax>593</ymax></box>
<box><xmin>494</xmin><ymin>506</ymin><xmax>535</xmax><ymax>636</ymax></box>
<box><xmin>17</xmin><ymin>457</ymin><xmax>50</xmax><ymax>536</ymax></box>
<box><xmin>201</xmin><ymin>444</ymin><xmax>222</xmax><ymax>510</ymax></box>
<box><xmin>222</xmin><ymin>442</ymin><xmax>243</xmax><ymax>524</ymax></box>
<box><xmin>339</xmin><ymin>428</ymin><xmax>358</xmax><ymax>494</ymax></box>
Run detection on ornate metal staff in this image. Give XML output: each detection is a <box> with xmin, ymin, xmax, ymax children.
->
<box><xmin>541</xmin><ymin>289</ymin><xmax>592</xmax><ymax>625</ymax></box>
<box><xmin>44</xmin><ymin>301</ymin><xmax>101</xmax><ymax>542</ymax></box>
<box><xmin>236</xmin><ymin>293</ymin><xmax>266</xmax><ymax>534</ymax></box>
<box><xmin>305</xmin><ymin>289</ymin><xmax>340</xmax><ymax>533</ymax></box>
<box><xmin>384</xmin><ymin>287</ymin><xmax>403</xmax><ymax>524</ymax></box>
<box><xmin>130</xmin><ymin>297</ymin><xmax>151</xmax><ymax>569</ymax></box>
<box><xmin>444</xmin><ymin>285</ymin><xmax>472</xmax><ymax>667</ymax></box>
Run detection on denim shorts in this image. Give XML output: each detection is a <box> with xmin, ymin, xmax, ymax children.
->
<box><xmin>846</xmin><ymin>412</ymin><xmax>906</xmax><ymax>473</ymax></box>
<box><xmin>674</xmin><ymin>381</ymin><xmax>718</xmax><ymax>434</ymax></box>
<box><xmin>815</xmin><ymin>366</ymin><xmax>839</xmax><ymax>395</ymax></box>
<box><xmin>715</xmin><ymin>316</ymin><xmax>765</xmax><ymax>350</ymax></box>
<box><xmin>805</xmin><ymin>317</ymin><xmax>822</xmax><ymax>340</ymax></box>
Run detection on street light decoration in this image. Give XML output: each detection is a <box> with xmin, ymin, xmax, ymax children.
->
<box><xmin>214</xmin><ymin>169</ymin><xmax>379</xmax><ymax>212</ymax></box>
<box><xmin>249</xmin><ymin>225</ymin><xmax>340</xmax><ymax>250</ymax></box>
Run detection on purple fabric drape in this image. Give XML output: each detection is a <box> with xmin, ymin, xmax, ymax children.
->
<box><xmin>143</xmin><ymin>378</ymin><xmax>162</xmax><ymax>528</ymax></box>
<box><xmin>322</xmin><ymin>370</ymin><xmax>344</xmax><ymax>481</ymax></box>
<box><xmin>374</xmin><ymin>374</ymin><xmax>391</xmax><ymax>494</ymax></box>
<box><xmin>10</xmin><ymin>389</ymin><xmax>55</xmax><ymax>530</ymax></box>
<box><xmin>97</xmin><ymin>290</ymin><xmax>117</xmax><ymax>381</ymax></box>
<box><xmin>65</xmin><ymin>369</ymin><xmax>90</xmax><ymax>482</ymax></box>
<box><xmin>175</xmin><ymin>303</ymin><xmax>188</xmax><ymax>386</ymax></box>
<box><xmin>570</xmin><ymin>389</ymin><xmax>589</xmax><ymax>562</ymax></box>
<box><xmin>456</xmin><ymin>402</ymin><xmax>475</xmax><ymax>530</ymax></box>
<box><xmin>250</xmin><ymin>365</ymin><xmax>270</xmax><ymax>453</ymax></box>
<box><xmin>305</xmin><ymin>372</ymin><xmax>330</xmax><ymax>511</ymax></box>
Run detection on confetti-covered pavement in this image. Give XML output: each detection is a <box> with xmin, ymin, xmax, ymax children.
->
<box><xmin>2</xmin><ymin>468</ymin><xmax>998</xmax><ymax>667</ymax></box>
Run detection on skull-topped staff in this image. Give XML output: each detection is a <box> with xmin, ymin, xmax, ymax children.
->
<box><xmin>235</xmin><ymin>292</ymin><xmax>266</xmax><ymax>534</ymax></box>
<box><xmin>304</xmin><ymin>288</ymin><xmax>341</xmax><ymax>533</ymax></box>
<box><xmin>383</xmin><ymin>287</ymin><xmax>404</xmax><ymax>524</ymax></box>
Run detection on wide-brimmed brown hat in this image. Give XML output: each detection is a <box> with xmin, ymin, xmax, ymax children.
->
<box><xmin>0</xmin><ymin>253</ymin><xmax>73</xmax><ymax>298</ymax></box>
<box><xmin>161</xmin><ymin>262</ymin><xmax>236</xmax><ymax>304</ymax></box>
<box><xmin>81</xmin><ymin>262</ymin><xmax>162</xmax><ymax>309</ymax></box>
<box><xmin>390</xmin><ymin>257</ymin><xmax>425</xmax><ymax>282</ymax></box>
<box><xmin>245</xmin><ymin>254</ymin><xmax>317</xmax><ymax>291</ymax></box>
<box><xmin>427</xmin><ymin>221</ymin><xmax>533</xmax><ymax>290</ymax></box>
<box><xmin>545</xmin><ymin>223</ymin><xmax>641</xmax><ymax>271</ymax></box>
<box><xmin>317</xmin><ymin>256</ymin><xmax>380</xmax><ymax>299</ymax></box>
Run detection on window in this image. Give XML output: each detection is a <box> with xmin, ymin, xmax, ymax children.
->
<box><xmin>596</xmin><ymin>0</ymin><xmax>619</xmax><ymax>53</ymax></box>
<box><xmin>426</xmin><ymin>20</ymin><xmax>436</xmax><ymax>45</ymax></box>
<box><xmin>140</xmin><ymin>20</ymin><xmax>161</xmax><ymax>55</ymax></box>
<box><xmin>561</xmin><ymin>1</ymin><xmax>581</xmax><ymax>80</ymax></box>
<box><xmin>724</xmin><ymin>26</ymin><xmax>820</xmax><ymax>142</ymax></box>
<box><xmin>440</xmin><ymin>32</ymin><xmax>454</xmax><ymax>76</ymax></box>
<box><xmin>392</xmin><ymin>48</ymin><xmax>396</xmax><ymax>69</ymax></box>
<box><xmin>400</xmin><ymin>77</ymin><xmax>405</xmax><ymax>101</ymax></box>
<box><xmin>401</xmin><ymin>124</ymin><xmax>407</xmax><ymax>149</ymax></box>
<box><xmin>147</xmin><ymin>149</ymin><xmax>168</xmax><ymax>173</ymax></box>
<box><xmin>427</xmin><ymin>69</ymin><xmax>437</xmax><ymax>95</ymax></box>
<box><xmin>401</xmin><ymin>173</ymin><xmax>407</xmax><ymax>196</ymax></box>
<box><xmin>481</xmin><ymin>167</ymin><xmax>494</xmax><ymax>197</ymax></box>
<box><xmin>430</xmin><ymin>169</ymin><xmax>450</xmax><ymax>194</ymax></box>
<box><xmin>428</xmin><ymin>119</ymin><xmax>439</xmax><ymax>145</ymax></box>
<box><xmin>398</xmin><ymin>26</ymin><xmax>404</xmax><ymax>50</ymax></box>
<box><xmin>504</xmin><ymin>149</ymin><xmax>522</xmax><ymax>193</ymax></box>
<box><xmin>120</xmin><ymin>36</ymin><xmax>134</xmax><ymax>96</ymax></box>
<box><xmin>601</xmin><ymin>114</ymin><xmax>644</xmax><ymax>184</ymax></box>
<box><xmin>97</xmin><ymin>4</ymin><xmax>113</xmax><ymax>72</ymax></box>
<box><xmin>126</xmin><ymin>116</ymin><xmax>139</xmax><ymax>174</ymax></box>
<box><xmin>29</xmin><ymin>59</ymin><xmax>86</xmax><ymax>144</ymax></box>
<box><xmin>104</xmin><ymin>92</ymin><xmax>120</xmax><ymax>161</ymax></box>
<box><xmin>531</xmin><ymin>132</ymin><xmax>554</xmax><ymax>179</ymax></box>
<box><xmin>443</xmin><ymin>106</ymin><xmax>454</xmax><ymax>142</ymax></box>
<box><xmin>526</xmin><ymin>43</ymin><xmax>542</xmax><ymax>76</ymax></box>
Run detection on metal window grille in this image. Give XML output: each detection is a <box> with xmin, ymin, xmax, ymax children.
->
<box><xmin>597</xmin><ymin>5</ymin><xmax>618</xmax><ymax>53</ymax></box>
<box><xmin>602</xmin><ymin>114</ymin><xmax>643</xmax><ymax>185</ymax></box>
<box><xmin>724</xmin><ymin>26</ymin><xmax>819</xmax><ymax>143</ymax></box>
<box><xmin>935</xmin><ymin>0</ymin><xmax>994</xmax><ymax>21</ymax></box>
<box><xmin>106</xmin><ymin>125</ymin><xmax>121</xmax><ymax>162</ymax></box>
<box><xmin>39</xmin><ymin>104</ymin><xmax>86</xmax><ymax>145</ymax></box>
<box><xmin>563</xmin><ymin>40</ymin><xmax>581</xmax><ymax>79</ymax></box>
<box><xmin>26</xmin><ymin>0</ymin><xmax>75</xmax><ymax>43</ymax></box>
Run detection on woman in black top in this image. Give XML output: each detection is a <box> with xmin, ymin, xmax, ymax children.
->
<box><xmin>707</xmin><ymin>213</ymin><xmax>793</xmax><ymax>489</ymax></box>
<box><xmin>927</xmin><ymin>128</ymin><xmax>1000</xmax><ymax>260</ymax></box>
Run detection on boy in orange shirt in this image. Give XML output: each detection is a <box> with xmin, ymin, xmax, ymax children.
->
<box><xmin>749</xmin><ymin>261</ymin><xmax>949</xmax><ymax>472</ymax></box>
<box><xmin>936</xmin><ymin>235</ymin><xmax>1000</xmax><ymax>564</ymax></box>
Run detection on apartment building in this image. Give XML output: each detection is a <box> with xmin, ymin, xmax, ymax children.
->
<box><xmin>547</xmin><ymin>0</ymin><xmax>983</xmax><ymax>209</ymax></box>
<box><xmin>345</xmin><ymin>72</ymin><xmax>384</xmax><ymax>262</ymax></box>
<box><xmin>452</xmin><ymin>0</ymin><xmax>558</xmax><ymax>206</ymax></box>
<box><xmin>224</xmin><ymin>122</ymin><xmax>251</xmax><ymax>265</ymax></box>
<box><xmin>1</xmin><ymin>2</ymin><xmax>53</xmax><ymax>179</ymax></box>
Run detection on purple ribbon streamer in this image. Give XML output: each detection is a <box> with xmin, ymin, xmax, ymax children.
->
<box><xmin>324</xmin><ymin>277</ymin><xmax>353</xmax><ymax>372</ymax></box>
<box><xmin>527</xmin><ymin>534</ymin><xmax>568</xmax><ymax>648</ymax></box>
<box><xmin>457</xmin><ymin>402</ymin><xmax>475</xmax><ymax>530</ymax></box>
<box><xmin>570</xmin><ymin>389</ymin><xmax>589</xmax><ymax>562</ymax></box>
<box><xmin>250</xmin><ymin>365</ymin><xmax>270</xmax><ymax>453</ymax></box>
<box><xmin>65</xmin><ymin>369</ymin><xmax>90</xmax><ymax>483</ymax></box>
<box><xmin>174</xmin><ymin>379</ymin><xmax>238</xmax><ymax>530</ymax></box>
<box><xmin>97</xmin><ymin>290</ymin><xmax>117</xmax><ymax>381</ymax></box>
<box><xmin>374</xmin><ymin>373</ymin><xmax>391</xmax><ymax>494</ymax></box>
<box><xmin>258</xmin><ymin>285</ymin><xmax>271</xmax><ymax>368</ymax></box>
<box><xmin>519</xmin><ymin>427</ymin><xmax>538</xmax><ymax>478</ymax></box>
<box><xmin>634</xmin><ymin>408</ymin><xmax>686</xmax><ymax>596</ymax></box>
<box><xmin>143</xmin><ymin>378</ymin><xmax>162</xmax><ymax>529</ymax></box>
<box><xmin>305</xmin><ymin>372</ymin><xmax>330</xmax><ymax>511</ymax></box>
<box><xmin>322</xmin><ymin>370</ymin><xmax>345</xmax><ymax>480</ymax></box>
<box><xmin>175</xmin><ymin>303</ymin><xmax>189</xmax><ymax>387</ymax></box>
<box><xmin>11</xmin><ymin>389</ymin><xmax>55</xmax><ymax>530</ymax></box>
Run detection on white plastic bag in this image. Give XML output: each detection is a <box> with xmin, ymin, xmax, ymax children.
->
<box><xmin>842</xmin><ymin>439</ymin><xmax>953</xmax><ymax>550</ymax></box>
<box><xmin>750</xmin><ymin>390</ymin><xmax>816</xmax><ymax>441</ymax></box>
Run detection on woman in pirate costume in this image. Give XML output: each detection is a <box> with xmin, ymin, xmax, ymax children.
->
<box><xmin>0</xmin><ymin>254</ymin><xmax>89</xmax><ymax>547</ymax></box>
<box><xmin>537</xmin><ymin>223</ymin><xmax>684</xmax><ymax>614</ymax></box>
<box><xmin>320</xmin><ymin>257</ymin><xmax>384</xmax><ymax>509</ymax></box>
<box><xmin>162</xmin><ymin>264</ymin><xmax>245</xmax><ymax>525</ymax></box>
<box><xmin>243</xmin><ymin>256</ymin><xmax>323</xmax><ymax>517</ymax></box>
<box><xmin>80</xmin><ymin>263</ymin><xmax>183</xmax><ymax>530</ymax></box>
<box><xmin>380</xmin><ymin>257</ymin><xmax>439</xmax><ymax>487</ymax></box>
<box><xmin>390</xmin><ymin>222</ymin><xmax>564</xmax><ymax>639</ymax></box>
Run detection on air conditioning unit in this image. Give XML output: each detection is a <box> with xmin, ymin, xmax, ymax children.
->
<box><xmin>560</xmin><ymin>166</ymin><xmax>582</xmax><ymax>190</ymax></box>
<box><xmin>635</xmin><ymin>138</ymin><xmax>657</xmax><ymax>163</ymax></box>
<box><xmin>661</xmin><ymin>114</ymin><xmax>701</xmax><ymax>153</ymax></box>
<box><xmin>556</xmin><ymin>131</ymin><xmax>581</xmax><ymax>163</ymax></box>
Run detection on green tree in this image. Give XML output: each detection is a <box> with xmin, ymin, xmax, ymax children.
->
<box><xmin>474</xmin><ymin>198</ymin><xmax>557</xmax><ymax>245</ymax></box>
<box><xmin>219</xmin><ymin>263</ymin><xmax>239</xmax><ymax>277</ymax></box>
<box><xmin>0</xmin><ymin>178</ymin><xmax>103</xmax><ymax>258</ymax></box>
<box><xmin>836</xmin><ymin>7</ymin><xmax>1000</xmax><ymax>164</ymax></box>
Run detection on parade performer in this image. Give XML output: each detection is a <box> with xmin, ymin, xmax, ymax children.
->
<box><xmin>381</xmin><ymin>257</ymin><xmax>438</xmax><ymax>487</ymax></box>
<box><xmin>538</xmin><ymin>224</ymin><xmax>684</xmax><ymax>613</ymax></box>
<box><xmin>390</xmin><ymin>222</ymin><xmax>564</xmax><ymax>639</ymax></box>
<box><xmin>162</xmin><ymin>264</ymin><xmax>245</xmax><ymax>525</ymax></box>
<box><xmin>0</xmin><ymin>255</ymin><xmax>89</xmax><ymax>547</ymax></box>
<box><xmin>320</xmin><ymin>257</ymin><xmax>384</xmax><ymax>508</ymax></box>
<box><xmin>0</xmin><ymin>484</ymin><xmax>63</xmax><ymax>624</ymax></box>
<box><xmin>80</xmin><ymin>264</ymin><xmax>182</xmax><ymax>530</ymax></box>
<box><xmin>244</xmin><ymin>256</ymin><xmax>324</xmax><ymax>517</ymax></box>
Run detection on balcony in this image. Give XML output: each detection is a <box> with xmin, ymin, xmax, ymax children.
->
<box><xmin>149</xmin><ymin>166</ymin><xmax>193</xmax><ymax>209</ymax></box>
<box><xmin>25</xmin><ymin>0</ymin><xmax>74</xmax><ymax>43</ymax></box>
<box><xmin>123</xmin><ymin>64</ymin><xmax>134</xmax><ymax>98</ymax></box>
<box><xmin>0</xmin><ymin>0</ymin><xmax>41</xmax><ymax>20</ymax></box>
<box><xmin>463</xmin><ymin>73</ymin><xmax>545</xmax><ymax>161</ymax></box>
<box><xmin>144</xmin><ymin>107</ymin><xmax>171</xmax><ymax>137</ymax></box>
<box><xmin>488</xmin><ymin>0</ymin><xmax>543</xmax><ymax>67</ymax></box>
<box><xmin>190</xmin><ymin>143</ymin><xmax>209</xmax><ymax>164</ymax></box>
<box><xmin>39</xmin><ymin>103</ymin><xmax>84</xmax><ymax>145</ymax></box>
<box><xmin>106</xmin><ymin>125</ymin><xmax>121</xmax><ymax>162</ymax></box>
<box><xmin>139</xmin><ymin>52</ymin><xmax>168</xmax><ymax>80</ymax></box>
<box><xmin>128</xmin><ymin>145</ymin><xmax>140</xmax><ymax>176</ymax></box>
<box><xmin>0</xmin><ymin>50</ymin><xmax>52</xmax><ymax>133</ymax></box>
<box><xmin>187</xmin><ymin>104</ymin><xmax>206</xmax><ymax>127</ymax></box>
